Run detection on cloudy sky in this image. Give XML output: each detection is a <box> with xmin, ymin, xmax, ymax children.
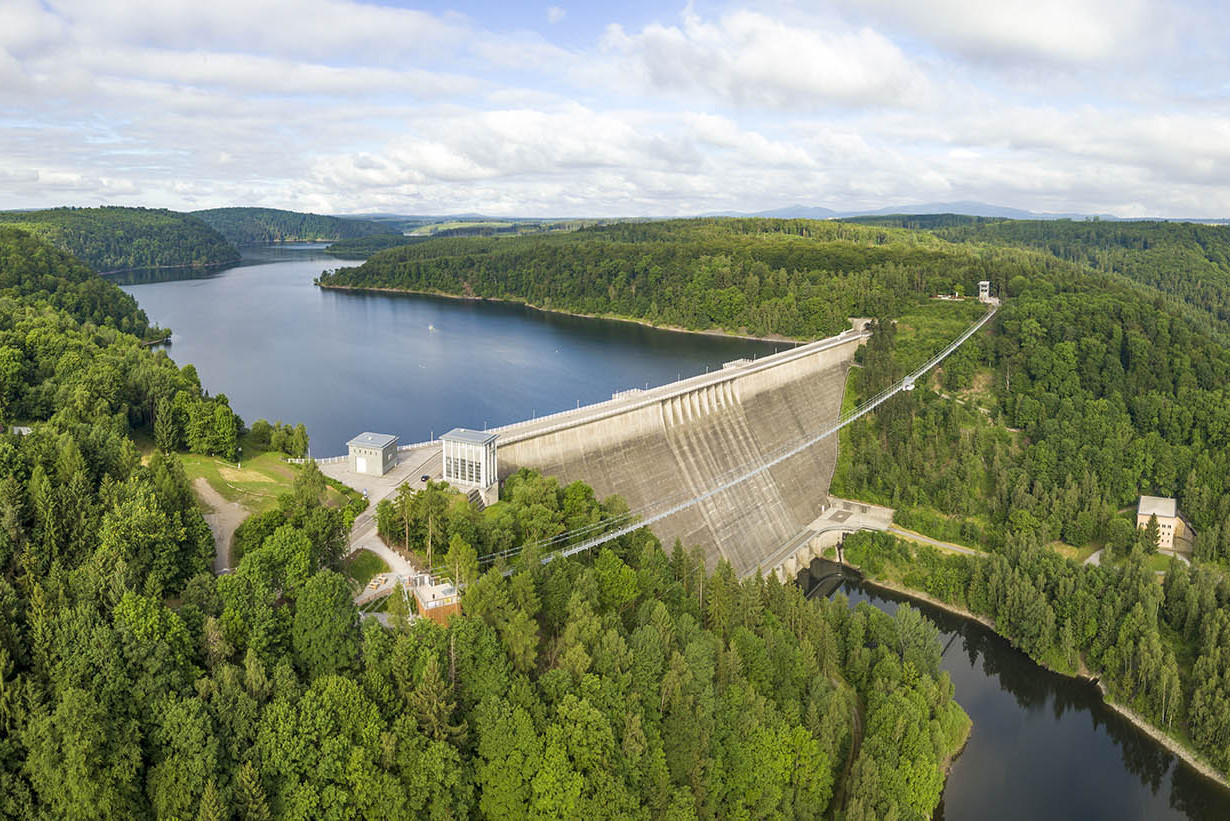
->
<box><xmin>2</xmin><ymin>0</ymin><xmax>1228</xmax><ymax>217</ymax></box>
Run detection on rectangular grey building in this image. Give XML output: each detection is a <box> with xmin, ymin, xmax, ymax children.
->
<box><xmin>348</xmin><ymin>432</ymin><xmax>399</xmax><ymax>476</ymax></box>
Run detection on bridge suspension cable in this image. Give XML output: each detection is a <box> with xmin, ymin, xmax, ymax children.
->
<box><xmin>434</xmin><ymin>306</ymin><xmax>998</xmax><ymax>578</ymax></box>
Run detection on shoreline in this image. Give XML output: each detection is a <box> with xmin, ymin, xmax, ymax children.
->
<box><xmin>315</xmin><ymin>281</ymin><xmax>808</xmax><ymax>345</ymax></box>
<box><xmin>97</xmin><ymin>258</ymin><xmax>239</xmax><ymax>276</ymax></box>
<box><xmin>853</xmin><ymin>573</ymin><xmax>1230</xmax><ymax>792</ymax></box>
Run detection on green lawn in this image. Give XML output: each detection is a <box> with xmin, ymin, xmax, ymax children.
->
<box><xmin>344</xmin><ymin>548</ymin><xmax>390</xmax><ymax>590</ymax></box>
<box><xmin>1048</xmin><ymin>541</ymin><xmax>1101</xmax><ymax>565</ymax></box>
<box><xmin>1147</xmin><ymin>553</ymin><xmax>1183</xmax><ymax>573</ymax></box>
<box><xmin>180</xmin><ymin>434</ymin><xmax>352</xmax><ymax>516</ymax></box>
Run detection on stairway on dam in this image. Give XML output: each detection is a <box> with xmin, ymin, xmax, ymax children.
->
<box><xmin>495</xmin><ymin>329</ymin><xmax>866</xmax><ymax>576</ymax></box>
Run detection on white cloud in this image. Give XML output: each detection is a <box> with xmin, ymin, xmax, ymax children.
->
<box><xmin>0</xmin><ymin>1</ymin><xmax>1226</xmax><ymax>218</ymax></box>
<box><xmin>842</xmin><ymin>0</ymin><xmax>1154</xmax><ymax>63</ymax></box>
<box><xmin>77</xmin><ymin>48</ymin><xmax>478</xmax><ymax>98</ymax></box>
<box><xmin>596</xmin><ymin>8</ymin><xmax>928</xmax><ymax>110</ymax></box>
<box><xmin>42</xmin><ymin>0</ymin><xmax>465</xmax><ymax>62</ymax></box>
<box><xmin>547</xmin><ymin>7</ymin><xmax>566</xmax><ymax>24</ymax></box>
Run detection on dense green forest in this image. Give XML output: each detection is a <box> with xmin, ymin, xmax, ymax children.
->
<box><xmin>841</xmin><ymin>529</ymin><xmax>1230</xmax><ymax>775</ymax></box>
<box><xmin>193</xmin><ymin>208</ymin><xmax>393</xmax><ymax>246</ymax></box>
<box><xmin>317</xmin><ymin>218</ymin><xmax>1018</xmax><ymax>338</ymax></box>
<box><xmin>324</xmin><ymin>233</ymin><xmax>423</xmax><ymax>259</ymax></box>
<box><xmin>0</xmin><ymin>227</ymin><xmax>166</xmax><ymax>341</ymax></box>
<box><xmin>0</xmin><ymin>208</ymin><xmax>239</xmax><ymax>274</ymax></box>
<box><xmin>324</xmin><ymin>215</ymin><xmax>1230</xmax><ymax>780</ymax></box>
<box><xmin>851</xmin><ymin>217</ymin><xmax>1230</xmax><ymax>338</ymax></box>
<box><xmin>826</xmin><ymin>223</ymin><xmax>1230</xmax><ymax>778</ymax></box>
<box><xmin>0</xmin><ymin>228</ymin><xmax>969</xmax><ymax>818</ymax></box>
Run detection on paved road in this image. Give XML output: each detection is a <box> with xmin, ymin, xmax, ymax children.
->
<box><xmin>321</xmin><ymin>444</ymin><xmax>439</xmax><ymax>574</ymax></box>
<box><xmin>887</xmin><ymin>526</ymin><xmax>983</xmax><ymax>557</ymax></box>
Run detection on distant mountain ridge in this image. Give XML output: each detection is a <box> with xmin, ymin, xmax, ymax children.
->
<box><xmin>703</xmin><ymin>201</ymin><xmax>1119</xmax><ymax>221</ymax></box>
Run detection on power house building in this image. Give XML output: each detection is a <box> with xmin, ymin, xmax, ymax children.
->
<box><xmin>441</xmin><ymin>428</ymin><xmax>498</xmax><ymax>502</ymax></box>
<box><xmin>1137</xmin><ymin>495</ymin><xmax>1183</xmax><ymax>550</ymax></box>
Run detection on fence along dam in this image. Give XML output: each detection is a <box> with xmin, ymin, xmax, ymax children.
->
<box><xmin>489</xmin><ymin>323</ymin><xmax>871</xmax><ymax>576</ymax></box>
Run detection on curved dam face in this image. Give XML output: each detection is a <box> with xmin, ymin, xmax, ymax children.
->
<box><xmin>495</xmin><ymin>329</ymin><xmax>866</xmax><ymax>576</ymax></box>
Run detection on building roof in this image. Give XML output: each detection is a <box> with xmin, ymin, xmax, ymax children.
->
<box><xmin>413</xmin><ymin>580</ymin><xmax>460</xmax><ymax>608</ymax></box>
<box><xmin>1138</xmin><ymin>495</ymin><xmax>1177</xmax><ymax>519</ymax></box>
<box><xmin>347</xmin><ymin>432</ymin><xmax>398</xmax><ymax>449</ymax></box>
<box><xmin>441</xmin><ymin>427</ymin><xmax>498</xmax><ymax>445</ymax></box>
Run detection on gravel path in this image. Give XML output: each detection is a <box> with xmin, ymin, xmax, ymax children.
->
<box><xmin>192</xmin><ymin>477</ymin><xmax>248</xmax><ymax>574</ymax></box>
<box><xmin>887</xmin><ymin>526</ymin><xmax>983</xmax><ymax>557</ymax></box>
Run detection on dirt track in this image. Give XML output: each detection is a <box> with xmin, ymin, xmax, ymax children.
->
<box><xmin>192</xmin><ymin>477</ymin><xmax>248</xmax><ymax>574</ymax></box>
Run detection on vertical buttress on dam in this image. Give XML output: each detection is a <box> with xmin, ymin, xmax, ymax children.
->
<box><xmin>495</xmin><ymin>329</ymin><xmax>866</xmax><ymax>575</ymax></box>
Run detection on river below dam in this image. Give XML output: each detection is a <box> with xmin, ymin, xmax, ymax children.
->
<box><xmin>120</xmin><ymin>245</ymin><xmax>1230</xmax><ymax>819</ymax></box>
<box><xmin>802</xmin><ymin>570</ymin><xmax>1230</xmax><ymax>820</ymax></box>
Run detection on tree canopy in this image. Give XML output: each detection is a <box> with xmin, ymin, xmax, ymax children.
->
<box><xmin>0</xmin><ymin>208</ymin><xmax>238</xmax><ymax>273</ymax></box>
<box><xmin>193</xmin><ymin>207</ymin><xmax>393</xmax><ymax>246</ymax></box>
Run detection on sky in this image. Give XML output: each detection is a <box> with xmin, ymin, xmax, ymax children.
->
<box><xmin>1</xmin><ymin>0</ymin><xmax>1229</xmax><ymax>218</ymax></box>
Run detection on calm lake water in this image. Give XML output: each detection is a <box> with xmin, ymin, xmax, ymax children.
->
<box><xmin>121</xmin><ymin>246</ymin><xmax>1230</xmax><ymax>819</ymax></box>
<box><xmin>118</xmin><ymin>245</ymin><xmax>782</xmax><ymax>456</ymax></box>
<box><xmin>801</xmin><ymin>570</ymin><xmax>1230</xmax><ymax>821</ymax></box>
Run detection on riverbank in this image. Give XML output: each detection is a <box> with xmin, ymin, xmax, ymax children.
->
<box><xmin>97</xmin><ymin>257</ymin><xmax>238</xmax><ymax>276</ymax></box>
<box><xmin>850</xmin><ymin>570</ymin><xmax>1230</xmax><ymax>792</ymax></box>
<box><xmin>315</xmin><ymin>281</ymin><xmax>809</xmax><ymax>345</ymax></box>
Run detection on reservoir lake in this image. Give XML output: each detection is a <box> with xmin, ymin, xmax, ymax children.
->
<box><xmin>121</xmin><ymin>245</ymin><xmax>1230</xmax><ymax>820</ymax></box>
<box><xmin>118</xmin><ymin>245</ymin><xmax>781</xmax><ymax>457</ymax></box>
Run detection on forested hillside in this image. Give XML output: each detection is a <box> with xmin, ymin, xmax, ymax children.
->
<box><xmin>0</xmin><ymin>227</ymin><xmax>165</xmax><ymax>340</ymax></box>
<box><xmin>318</xmin><ymin>218</ymin><xmax>1016</xmax><ymax>338</ymax></box>
<box><xmin>0</xmin><ymin>228</ymin><xmax>969</xmax><ymax>818</ymax></box>
<box><xmin>324</xmin><ymin>233</ymin><xmax>422</xmax><ymax>259</ymax></box>
<box><xmin>326</xmin><ymin>214</ymin><xmax>1230</xmax><ymax>780</ymax></box>
<box><xmin>830</xmin><ymin>231</ymin><xmax>1230</xmax><ymax>777</ymax></box>
<box><xmin>851</xmin><ymin>217</ymin><xmax>1230</xmax><ymax>337</ymax></box>
<box><xmin>193</xmin><ymin>207</ymin><xmax>392</xmax><ymax>245</ymax></box>
<box><xmin>0</xmin><ymin>207</ymin><xmax>239</xmax><ymax>273</ymax></box>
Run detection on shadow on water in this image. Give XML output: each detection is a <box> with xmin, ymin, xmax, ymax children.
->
<box><xmin>104</xmin><ymin>244</ymin><xmax>336</xmax><ymax>286</ymax></box>
<box><xmin>797</xmin><ymin>558</ymin><xmax>1230</xmax><ymax>821</ymax></box>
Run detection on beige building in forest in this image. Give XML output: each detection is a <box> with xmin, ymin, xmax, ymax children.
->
<box><xmin>1137</xmin><ymin>496</ymin><xmax>1183</xmax><ymax>550</ymax></box>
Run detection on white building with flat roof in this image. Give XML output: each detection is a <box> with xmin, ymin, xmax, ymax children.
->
<box><xmin>1137</xmin><ymin>495</ymin><xmax>1181</xmax><ymax>550</ymax></box>
<box><xmin>441</xmin><ymin>428</ymin><xmax>498</xmax><ymax>495</ymax></box>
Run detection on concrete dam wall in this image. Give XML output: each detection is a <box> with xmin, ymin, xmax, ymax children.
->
<box><xmin>494</xmin><ymin>329</ymin><xmax>867</xmax><ymax>576</ymax></box>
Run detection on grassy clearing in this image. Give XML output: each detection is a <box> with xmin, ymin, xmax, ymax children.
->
<box><xmin>1048</xmin><ymin>541</ymin><xmax>1101</xmax><ymax>564</ymax></box>
<box><xmin>408</xmin><ymin>220</ymin><xmax>514</xmax><ymax>236</ymax></box>
<box><xmin>132</xmin><ymin>430</ymin><xmax>157</xmax><ymax>464</ymax></box>
<box><xmin>1147</xmin><ymin>553</ymin><xmax>1182</xmax><ymax>573</ymax></box>
<box><xmin>181</xmin><ymin>433</ymin><xmax>352</xmax><ymax>516</ymax></box>
<box><xmin>344</xmin><ymin>548</ymin><xmax>390</xmax><ymax>589</ymax></box>
<box><xmin>892</xmin><ymin>299</ymin><xmax>987</xmax><ymax>372</ymax></box>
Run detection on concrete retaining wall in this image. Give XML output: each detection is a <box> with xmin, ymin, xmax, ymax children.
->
<box><xmin>497</xmin><ymin>331</ymin><xmax>864</xmax><ymax>575</ymax></box>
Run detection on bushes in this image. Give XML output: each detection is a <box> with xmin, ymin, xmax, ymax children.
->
<box><xmin>248</xmin><ymin>418</ymin><xmax>308</xmax><ymax>458</ymax></box>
